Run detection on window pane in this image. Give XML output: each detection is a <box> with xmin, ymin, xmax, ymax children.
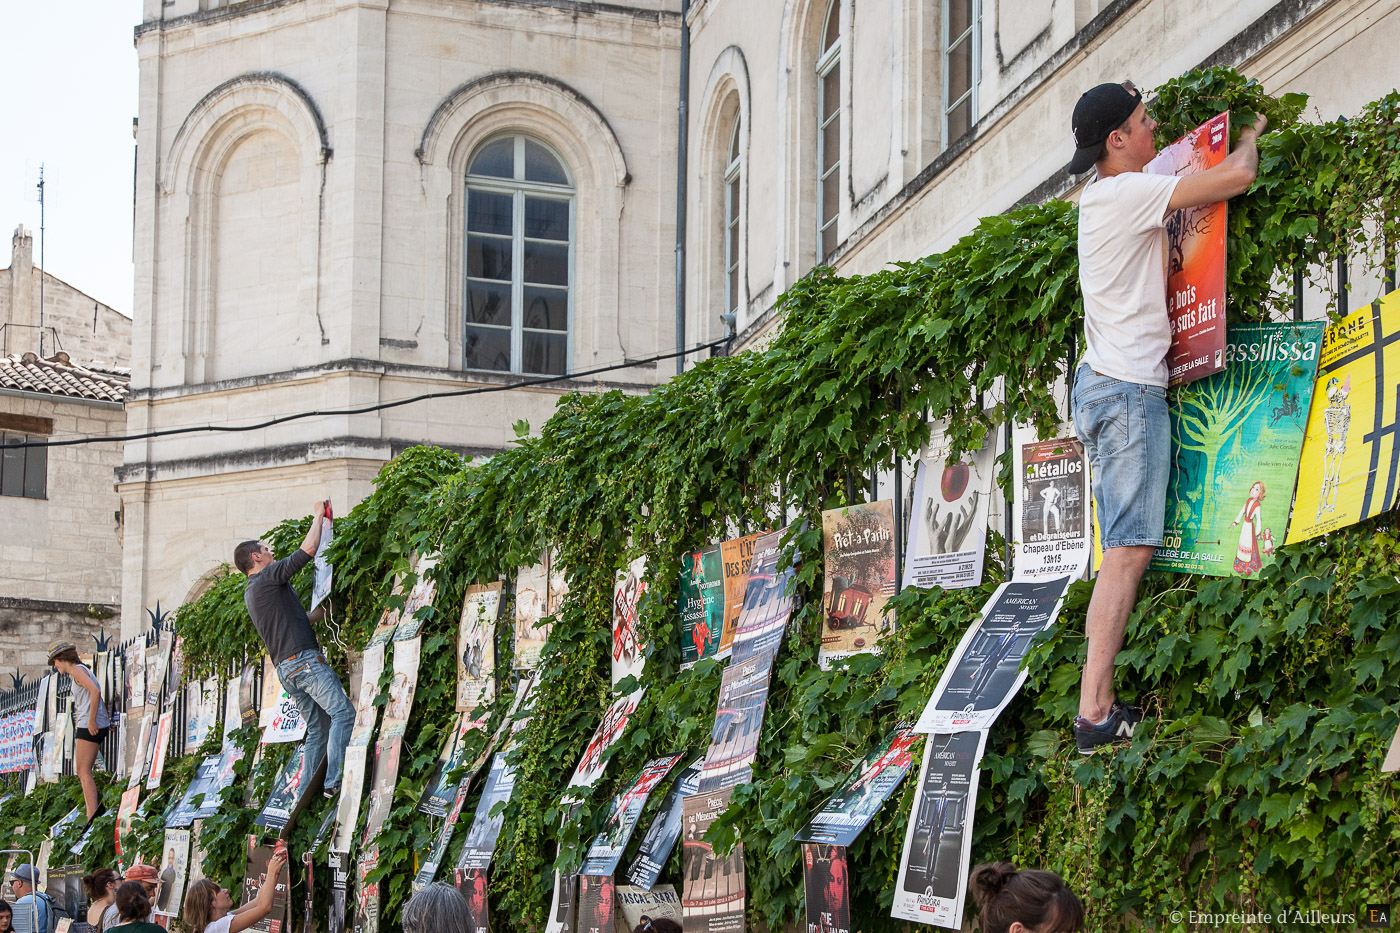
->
<box><xmin>23</xmin><ymin>440</ymin><xmax>45</xmax><ymax>499</ymax></box>
<box><xmin>522</xmin><ymin>286</ymin><xmax>568</xmax><ymax>331</ymax></box>
<box><xmin>821</xmin><ymin>170</ymin><xmax>840</xmax><ymax>227</ymax></box>
<box><xmin>727</xmin><ymin>265</ymin><xmax>739</xmax><ymax>314</ymax></box>
<box><xmin>467</xmin><ymin>281</ymin><xmax>512</xmax><ymax>326</ymax></box>
<box><xmin>821</xmin><ymin>222</ymin><xmax>838</xmax><ymax>260</ymax></box>
<box><xmin>729</xmin><ymin>121</ymin><xmax>741</xmax><ymax>163</ymax></box>
<box><xmin>947</xmin><ymin>37</ymin><xmax>972</xmax><ymax>103</ymax></box>
<box><xmin>524</xmin><ymin>198</ymin><xmax>570</xmax><ymax>240</ymax></box>
<box><xmin>523</xmin><ymin>241</ymin><xmax>569</xmax><ymax>286</ymax></box>
<box><xmin>524</xmin><ymin>140</ymin><xmax>569</xmax><ymax>185</ymax></box>
<box><xmin>466</xmin><ymin>235</ymin><xmax>512</xmax><ymax>280</ymax></box>
<box><xmin>822</xmin><ymin>115</ymin><xmax>840</xmax><ymax>175</ymax></box>
<box><xmin>1</xmin><ymin>435</ymin><xmax>23</xmax><ymax>498</ymax></box>
<box><xmin>523</xmin><ymin>332</ymin><xmax>567</xmax><ymax>375</ymax></box>
<box><xmin>947</xmin><ymin>0</ymin><xmax>971</xmax><ymax>43</ymax></box>
<box><xmin>467</xmin><ymin>190</ymin><xmax>513</xmax><ymax>235</ymax></box>
<box><xmin>728</xmin><ymin>179</ymin><xmax>739</xmax><ymax>219</ymax></box>
<box><xmin>466</xmin><ymin>326</ymin><xmax>512</xmax><ymax>372</ymax></box>
<box><xmin>822</xmin><ymin>0</ymin><xmax>840</xmax><ymax>53</ymax></box>
<box><xmin>821</xmin><ymin>66</ymin><xmax>840</xmax><ymax>124</ymax></box>
<box><xmin>947</xmin><ymin>97</ymin><xmax>971</xmax><ymax>141</ymax></box>
<box><xmin>469</xmin><ymin>138</ymin><xmax>514</xmax><ymax>179</ymax></box>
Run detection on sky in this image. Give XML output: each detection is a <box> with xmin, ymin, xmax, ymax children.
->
<box><xmin>1</xmin><ymin>2</ymin><xmax>141</xmax><ymax>318</ymax></box>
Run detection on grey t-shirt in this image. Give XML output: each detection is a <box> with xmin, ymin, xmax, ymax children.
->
<box><xmin>244</xmin><ymin>549</ymin><xmax>319</xmax><ymax>663</ymax></box>
<box><xmin>71</xmin><ymin>662</ymin><xmax>111</xmax><ymax>732</ymax></box>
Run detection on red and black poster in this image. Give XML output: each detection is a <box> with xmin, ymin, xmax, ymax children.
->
<box><xmin>802</xmin><ymin>843</ymin><xmax>850</xmax><ymax>933</ymax></box>
<box><xmin>576</xmin><ymin>874</ymin><xmax>615</xmax><ymax>933</ymax></box>
<box><xmin>453</xmin><ymin>867</ymin><xmax>490</xmax><ymax>932</ymax></box>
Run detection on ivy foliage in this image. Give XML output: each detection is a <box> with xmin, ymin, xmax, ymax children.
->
<box><xmin>12</xmin><ymin>69</ymin><xmax>1400</xmax><ymax>932</ymax></box>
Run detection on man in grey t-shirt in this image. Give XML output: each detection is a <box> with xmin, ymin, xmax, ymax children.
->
<box><xmin>235</xmin><ymin>501</ymin><xmax>355</xmax><ymax>797</ymax></box>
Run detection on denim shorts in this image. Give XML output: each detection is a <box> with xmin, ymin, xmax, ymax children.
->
<box><xmin>1070</xmin><ymin>364</ymin><xmax>1170</xmax><ymax>549</ymax></box>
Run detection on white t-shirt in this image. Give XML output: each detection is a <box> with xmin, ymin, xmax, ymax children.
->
<box><xmin>1077</xmin><ymin>170</ymin><xmax>1181</xmax><ymax>388</ymax></box>
<box><xmin>203</xmin><ymin>916</ymin><xmax>233</xmax><ymax>933</ymax></box>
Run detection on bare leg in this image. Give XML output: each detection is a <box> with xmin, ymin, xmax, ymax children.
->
<box><xmin>76</xmin><ymin>739</ymin><xmax>101</xmax><ymax>819</ymax></box>
<box><xmin>1079</xmin><ymin>544</ymin><xmax>1155</xmax><ymax>722</ymax></box>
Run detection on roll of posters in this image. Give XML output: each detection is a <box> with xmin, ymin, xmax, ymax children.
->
<box><xmin>795</xmin><ymin>720</ymin><xmax>921</xmax><ymax>846</ymax></box>
<box><xmin>903</xmin><ymin>420</ymin><xmax>996</xmax><ymax>591</ymax></box>
<box><xmin>626</xmin><ymin>758</ymin><xmax>704</xmax><ymax>890</ymax></box>
<box><xmin>819</xmin><ymin>500</ymin><xmax>897</xmax><ymax>668</ymax></box>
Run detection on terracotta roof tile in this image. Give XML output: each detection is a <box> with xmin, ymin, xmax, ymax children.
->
<box><xmin>0</xmin><ymin>353</ymin><xmax>129</xmax><ymax>404</ymax></box>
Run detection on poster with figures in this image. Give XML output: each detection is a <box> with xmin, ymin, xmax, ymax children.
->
<box><xmin>350</xmin><ymin>642</ymin><xmax>386</xmax><ymax>747</ymax></box>
<box><xmin>576</xmin><ymin>874</ymin><xmax>615</xmax><ymax>933</ymax></box>
<box><xmin>127</xmin><ymin>714</ymin><xmax>152</xmax><ymax>789</ymax></box>
<box><xmin>796</xmin><ymin>720</ymin><xmax>921</xmax><ymax>845</ymax></box>
<box><xmin>155</xmin><ymin>828</ymin><xmax>190</xmax><ymax>919</ymax></box>
<box><xmin>457</xmin><ymin>752</ymin><xmax>517</xmax><ymax>870</ymax></box>
<box><xmin>581</xmin><ymin>754</ymin><xmax>685</xmax><ymax>875</ymax></box>
<box><xmin>1287</xmin><ymin>288</ymin><xmax>1400</xmax><ymax>543</ymax></box>
<box><xmin>1148</xmin><ymin>111</ymin><xmax>1230</xmax><ymax>388</ymax></box>
<box><xmin>679</xmin><ymin>545</ymin><xmax>726</xmax><ymax>669</ymax></box>
<box><xmin>185</xmin><ymin>678</ymin><xmax>216</xmax><ymax>748</ymax></box>
<box><xmin>718</xmin><ymin>533</ymin><xmax>763</xmax><ymax>658</ymax></box>
<box><xmin>626</xmin><ymin>758</ymin><xmax>704</xmax><ymax>890</ymax></box>
<box><xmin>820</xmin><ymin>500</ymin><xmax>897</xmax><ymax>668</ymax></box>
<box><xmin>903</xmin><ymin>420</ymin><xmax>997</xmax><ymax>590</ymax></box>
<box><xmin>127</xmin><ymin>639</ymin><xmax>146</xmax><ymax>710</ymax></box>
<box><xmin>380</xmin><ymin>636</ymin><xmax>421</xmax><ymax>738</ymax></box>
<box><xmin>681</xmin><ymin>786</ymin><xmax>745</xmax><ymax>933</ymax></box>
<box><xmin>115</xmin><ymin>786</ymin><xmax>140</xmax><ymax>862</ymax></box>
<box><xmin>1013</xmin><ymin>430</ymin><xmax>1090</xmax><ymax>580</ymax></box>
<box><xmin>617</xmin><ymin>885</ymin><xmax>682</xmax><ymax>927</ymax></box>
<box><xmin>330</xmin><ymin>745</ymin><xmax>368</xmax><ymax>855</ymax></box>
<box><xmin>145</xmin><ymin>710</ymin><xmax>174</xmax><ymax>789</ymax></box>
<box><xmin>254</xmin><ymin>743</ymin><xmax>307</xmax><ymax>829</ymax></box>
<box><xmin>913</xmin><ymin>576</ymin><xmax>1073</xmax><ymax>734</ymax></box>
<box><xmin>697</xmin><ymin>647</ymin><xmax>777</xmax><ymax>792</ymax></box>
<box><xmin>456</xmin><ymin>583</ymin><xmax>501</xmax><ymax>712</ymax></box>
<box><xmin>353</xmin><ymin>846</ymin><xmax>379</xmax><ymax>933</ymax></box>
<box><xmin>890</xmin><ymin>731</ymin><xmax>986</xmax><ymax>928</ymax></box>
<box><xmin>1153</xmin><ymin>322</ymin><xmax>1325</xmax><ymax>575</ymax></box>
<box><xmin>197</xmin><ymin>746</ymin><xmax>244</xmax><ymax>819</ymax></box>
<box><xmin>803</xmin><ymin>843</ymin><xmax>851</xmax><ymax>933</ymax></box>
<box><xmin>728</xmin><ymin>527</ymin><xmax>798</xmax><ymax>664</ymax></box>
<box><xmin>567</xmin><ymin>689</ymin><xmax>646</xmax><ymax>790</ymax></box>
<box><xmin>394</xmin><ymin>554</ymin><xmax>439</xmax><ymax>641</ymax></box>
<box><xmin>612</xmin><ymin>555</ymin><xmax>649</xmax><ymax>687</ymax></box>
<box><xmin>454</xmin><ymin>867</ymin><xmax>490</xmax><ymax>931</ymax></box>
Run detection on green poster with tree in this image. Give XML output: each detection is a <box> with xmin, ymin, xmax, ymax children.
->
<box><xmin>1153</xmin><ymin>322</ymin><xmax>1325</xmax><ymax>577</ymax></box>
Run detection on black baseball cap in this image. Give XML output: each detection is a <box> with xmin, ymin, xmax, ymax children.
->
<box><xmin>1067</xmin><ymin>82</ymin><xmax>1143</xmax><ymax>174</ymax></box>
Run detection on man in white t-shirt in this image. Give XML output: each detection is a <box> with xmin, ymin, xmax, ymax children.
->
<box><xmin>1067</xmin><ymin>81</ymin><xmax>1265</xmax><ymax>753</ymax></box>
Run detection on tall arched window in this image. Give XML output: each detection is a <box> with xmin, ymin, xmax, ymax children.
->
<box><xmin>465</xmin><ymin>135</ymin><xmax>573</xmax><ymax>375</ymax></box>
<box><xmin>723</xmin><ymin>116</ymin><xmax>742</xmax><ymax>322</ymax></box>
<box><xmin>816</xmin><ymin>0</ymin><xmax>842</xmax><ymax>261</ymax></box>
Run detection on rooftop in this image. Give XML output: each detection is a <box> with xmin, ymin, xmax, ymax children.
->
<box><xmin>0</xmin><ymin>352</ymin><xmax>130</xmax><ymax>404</ymax></box>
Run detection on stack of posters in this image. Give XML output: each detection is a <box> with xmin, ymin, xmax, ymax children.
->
<box><xmin>456</xmin><ymin>583</ymin><xmax>502</xmax><ymax>712</ymax></box>
<box><xmin>679</xmin><ymin>545</ymin><xmax>726</xmax><ymax>668</ymax></box>
<box><xmin>612</xmin><ymin>556</ymin><xmax>648</xmax><ymax>687</ymax></box>
<box><xmin>903</xmin><ymin>419</ymin><xmax>997</xmax><ymax>590</ymax></box>
<box><xmin>819</xmin><ymin>500</ymin><xmax>897</xmax><ymax>667</ymax></box>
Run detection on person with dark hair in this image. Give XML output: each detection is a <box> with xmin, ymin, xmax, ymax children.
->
<box><xmin>968</xmin><ymin>861</ymin><xmax>1084</xmax><ymax>933</ymax></box>
<box><xmin>103</xmin><ymin>882</ymin><xmax>163</xmax><ymax>933</ymax></box>
<box><xmin>47</xmin><ymin>643</ymin><xmax>110</xmax><ymax>820</ymax></box>
<box><xmin>0</xmin><ymin>900</ymin><xmax>14</xmax><ymax>933</ymax></box>
<box><xmin>235</xmin><ymin>501</ymin><xmax>355</xmax><ymax>798</ymax></box>
<box><xmin>181</xmin><ymin>846</ymin><xmax>286</xmax><ymax>933</ymax></box>
<box><xmin>633</xmin><ymin>920</ymin><xmax>682</xmax><ymax>933</ymax></box>
<box><xmin>101</xmin><ymin>866</ymin><xmax>159</xmax><ymax>930</ymax></box>
<box><xmin>400</xmin><ymin>882</ymin><xmax>471</xmax><ymax>933</ymax></box>
<box><xmin>81</xmin><ymin>869</ymin><xmax>119</xmax><ymax>931</ymax></box>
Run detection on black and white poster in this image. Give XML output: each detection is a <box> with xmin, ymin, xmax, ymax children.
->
<box><xmin>890</xmin><ymin>731</ymin><xmax>986</xmax><ymax>929</ymax></box>
<box><xmin>795</xmin><ymin>721</ymin><xmax>921</xmax><ymax>846</ymax></box>
<box><xmin>728</xmin><ymin>528</ymin><xmax>798</xmax><ymax>665</ymax></box>
<box><xmin>913</xmin><ymin>576</ymin><xmax>1072</xmax><ymax>733</ymax></box>
<box><xmin>803</xmin><ymin>843</ymin><xmax>851</xmax><ymax>933</ymax></box>
<box><xmin>681</xmin><ymin>787</ymin><xmax>745</xmax><ymax>933</ymax></box>
<box><xmin>903</xmin><ymin>419</ymin><xmax>997</xmax><ymax>590</ymax></box>
<box><xmin>413</xmin><ymin>783</ymin><xmax>468</xmax><ymax>892</ymax></box>
<box><xmin>697</xmin><ymin>647</ymin><xmax>777</xmax><ymax>792</ymax></box>
<box><xmin>456</xmin><ymin>751</ymin><xmax>517</xmax><ymax>870</ymax></box>
<box><xmin>626</xmin><ymin>758</ymin><xmax>703</xmax><ymax>890</ymax></box>
<box><xmin>1013</xmin><ymin>427</ymin><xmax>1091</xmax><ymax>580</ymax></box>
<box><xmin>417</xmin><ymin>712</ymin><xmax>480</xmax><ymax>817</ymax></box>
<box><xmin>581</xmin><ymin>754</ymin><xmax>684</xmax><ymax>876</ymax></box>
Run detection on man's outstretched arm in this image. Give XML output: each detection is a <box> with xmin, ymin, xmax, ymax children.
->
<box><xmin>1166</xmin><ymin>112</ymin><xmax>1267</xmax><ymax>213</ymax></box>
<box><xmin>300</xmin><ymin>500</ymin><xmax>329</xmax><ymax>557</ymax></box>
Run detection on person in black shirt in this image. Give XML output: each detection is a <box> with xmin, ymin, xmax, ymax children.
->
<box><xmin>234</xmin><ymin>502</ymin><xmax>354</xmax><ymax>797</ymax></box>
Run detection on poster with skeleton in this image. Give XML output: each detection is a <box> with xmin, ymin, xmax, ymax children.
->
<box><xmin>1012</xmin><ymin>428</ymin><xmax>1090</xmax><ymax>581</ymax></box>
<box><xmin>456</xmin><ymin>583</ymin><xmax>501</xmax><ymax>712</ymax></box>
<box><xmin>612</xmin><ymin>555</ymin><xmax>649</xmax><ymax>688</ymax></box>
<box><xmin>819</xmin><ymin>500</ymin><xmax>897</xmax><ymax>668</ymax></box>
<box><xmin>903</xmin><ymin>420</ymin><xmax>997</xmax><ymax>590</ymax></box>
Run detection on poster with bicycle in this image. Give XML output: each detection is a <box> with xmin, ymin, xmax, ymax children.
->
<box><xmin>904</xmin><ymin>420</ymin><xmax>997</xmax><ymax>591</ymax></box>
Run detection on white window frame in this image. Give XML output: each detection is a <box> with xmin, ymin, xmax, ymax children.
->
<box><xmin>941</xmin><ymin>0</ymin><xmax>980</xmax><ymax>147</ymax></box>
<box><xmin>464</xmin><ymin>135</ymin><xmax>575</xmax><ymax>376</ymax></box>
<box><xmin>816</xmin><ymin>0</ymin><xmax>842</xmax><ymax>263</ymax></box>
<box><xmin>723</xmin><ymin>118</ymin><xmax>743</xmax><ymax>320</ymax></box>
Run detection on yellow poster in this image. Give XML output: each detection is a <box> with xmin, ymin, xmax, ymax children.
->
<box><xmin>1286</xmin><ymin>289</ymin><xmax>1400</xmax><ymax>544</ymax></box>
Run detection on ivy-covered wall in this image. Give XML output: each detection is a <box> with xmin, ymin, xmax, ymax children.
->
<box><xmin>5</xmin><ymin>69</ymin><xmax>1399</xmax><ymax>933</ymax></box>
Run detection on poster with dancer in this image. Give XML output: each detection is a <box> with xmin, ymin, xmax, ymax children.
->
<box><xmin>413</xmin><ymin>783</ymin><xmax>469</xmax><ymax>891</ymax></box>
<box><xmin>310</xmin><ymin>514</ymin><xmax>334</xmax><ymax>613</ymax></box>
<box><xmin>330</xmin><ymin>745</ymin><xmax>368</xmax><ymax>855</ymax></box>
<box><xmin>626</xmin><ymin>758</ymin><xmax>704</xmax><ymax>890</ymax></box>
<box><xmin>515</xmin><ymin>561</ymin><xmax>553</xmax><ymax>669</ymax></box>
<box><xmin>457</xmin><ymin>752</ymin><xmax>518</xmax><ymax>870</ymax></box>
<box><xmin>903</xmin><ymin>420</ymin><xmax>997</xmax><ymax>590</ymax></box>
<box><xmin>698</xmin><ymin>646</ymin><xmax>777</xmax><ymax>792</ymax></box>
<box><xmin>380</xmin><ymin>636</ymin><xmax>421</xmax><ymax>738</ymax></box>
<box><xmin>612</xmin><ymin>555</ymin><xmax>649</xmax><ymax>687</ymax></box>
<box><xmin>718</xmin><ymin>533</ymin><xmax>763</xmax><ymax>658</ymax></box>
<box><xmin>617</xmin><ymin>885</ymin><xmax>682</xmax><ymax>927</ymax></box>
<box><xmin>361</xmin><ymin>736</ymin><xmax>403</xmax><ymax>847</ymax></box>
<box><xmin>576</xmin><ymin>874</ymin><xmax>615</xmax><ymax>933</ymax></box>
<box><xmin>1287</xmin><ymin>288</ymin><xmax>1400</xmax><ymax>543</ymax></box>
<box><xmin>820</xmin><ymin>500</ymin><xmax>897</xmax><ymax>667</ymax></box>
<box><xmin>567</xmin><ymin>689</ymin><xmax>646</xmax><ymax>791</ymax></box>
<box><xmin>1148</xmin><ymin>110</ymin><xmax>1230</xmax><ymax>388</ymax></box>
<box><xmin>254</xmin><ymin>743</ymin><xmax>307</xmax><ymax>829</ymax></box>
<box><xmin>728</xmin><ymin>527</ymin><xmax>798</xmax><ymax>664</ymax></box>
<box><xmin>890</xmin><ymin>731</ymin><xmax>986</xmax><ymax>928</ymax></box>
<box><xmin>913</xmin><ymin>576</ymin><xmax>1073</xmax><ymax>734</ymax></box>
<box><xmin>350</xmin><ymin>642</ymin><xmax>386</xmax><ymax>747</ymax></box>
<box><xmin>681</xmin><ymin>787</ymin><xmax>745</xmax><ymax>933</ymax></box>
<box><xmin>581</xmin><ymin>754</ymin><xmax>685</xmax><ymax>875</ymax></box>
<box><xmin>803</xmin><ymin>843</ymin><xmax>851</xmax><ymax>933</ymax></box>
<box><xmin>453</xmin><ymin>867</ymin><xmax>490</xmax><ymax>931</ymax></box>
<box><xmin>1153</xmin><ymin>322</ymin><xmax>1325</xmax><ymax>575</ymax></box>
<box><xmin>1012</xmin><ymin>430</ymin><xmax>1090</xmax><ymax>581</ymax></box>
<box><xmin>796</xmin><ymin>720</ymin><xmax>921</xmax><ymax>845</ymax></box>
<box><xmin>679</xmin><ymin>545</ymin><xmax>726</xmax><ymax>669</ymax></box>
<box><xmin>155</xmin><ymin>828</ymin><xmax>190</xmax><ymax>920</ymax></box>
<box><xmin>394</xmin><ymin>554</ymin><xmax>439</xmax><ymax>641</ymax></box>
<box><xmin>146</xmin><ymin>710</ymin><xmax>174</xmax><ymax>789</ymax></box>
<box><xmin>456</xmin><ymin>583</ymin><xmax>501</xmax><ymax>712</ymax></box>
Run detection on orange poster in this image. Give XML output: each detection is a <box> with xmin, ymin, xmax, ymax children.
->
<box><xmin>1148</xmin><ymin>111</ymin><xmax>1230</xmax><ymax>388</ymax></box>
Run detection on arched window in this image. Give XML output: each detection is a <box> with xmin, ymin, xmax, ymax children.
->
<box><xmin>816</xmin><ymin>0</ymin><xmax>842</xmax><ymax>261</ymax></box>
<box><xmin>723</xmin><ymin>116</ymin><xmax>743</xmax><ymax>321</ymax></box>
<box><xmin>464</xmin><ymin>135</ymin><xmax>573</xmax><ymax>375</ymax></box>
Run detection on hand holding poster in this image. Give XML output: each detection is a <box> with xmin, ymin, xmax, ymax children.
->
<box><xmin>820</xmin><ymin>500</ymin><xmax>897</xmax><ymax>667</ymax></box>
<box><xmin>310</xmin><ymin>514</ymin><xmax>334</xmax><ymax>613</ymax></box>
<box><xmin>904</xmin><ymin>421</ymin><xmax>997</xmax><ymax>590</ymax></box>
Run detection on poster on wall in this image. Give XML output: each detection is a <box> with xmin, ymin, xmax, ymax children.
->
<box><xmin>576</xmin><ymin>874</ymin><xmax>615</xmax><ymax>933</ymax></box>
<box><xmin>413</xmin><ymin>783</ymin><xmax>469</xmax><ymax>892</ymax></box>
<box><xmin>155</xmin><ymin>828</ymin><xmax>191</xmax><ymax>919</ymax></box>
<box><xmin>361</xmin><ymin>736</ymin><xmax>403</xmax><ymax>847</ymax></box>
<box><xmin>127</xmin><ymin>639</ymin><xmax>146</xmax><ymax>711</ymax></box>
<box><xmin>1153</xmin><ymin>322</ymin><xmax>1325</xmax><ymax>575</ymax></box>
<box><xmin>567</xmin><ymin>689</ymin><xmax>646</xmax><ymax>791</ymax></box>
<box><xmin>453</xmin><ymin>867</ymin><xmax>490</xmax><ymax>932</ymax></box>
<box><xmin>254</xmin><ymin>743</ymin><xmax>308</xmax><ymax>829</ymax></box>
<box><xmin>1287</xmin><ymin>288</ymin><xmax>1400</xmax><ymax>543</ymax></box>
<box><xmin>242</xmin><ymin>838</ymin><xmax>291</xmax><ymax>933</ymax></box>
<box><xmin>330</xmin><ymin>745</ymin><xmax>369</xmax><ymax>855</ymax></box>
<box><xmin>612</xmin><ymin>555</ymin><xmax>649</xmax><ymax>687</ymax></box>
<box><xmin>418</xmin><ymin>712</ymin><xmax>482</xmax><ymax>816</ymax></box>
<box><xmin>456</xmin><ymin>583</ymin><xmax>501</xmax><ymax>712</ymax></box>
<box><xmin>350</xmin><ymin>642</ymin><xmax>386</xmax><ymax>747</ymax></box>
<box><xmin>626</xmin><ymin>758</ymin><xmax>704</xmax><ymax>890</ymax></box>
<box><xmin>456</xmin><ymin>752</ymin><xmax>518</xmax><ymax>870</ymax></box>
<box><xmin>617</xmin><ymin>884</ymin><xmax>682</xmax><ymax>927</ymax></box>
<box><xmin>1012</xmin><ymin>430</ymin><xmax>1091</xmax><ymax>581</ymax></box>
<box><xmin>803</xmin><ymin>843</ymin><xmax>851</xmax><ymax>933</ymax></box>
<box><xmin>581</xmin><ymin>754</ymin><xmax>684</xmax><ymax>876</ymax></box>
<box><xmin>679</xmin><ymin>545</ymin><xmax>726</xmax><ymax>669</ymax></box>
<box><xmin>903</xmin><ymin>420</ymin><xmax>997</xmax><ymax>590</ymax></box>
<box><xmin>718</xmin><ymin>533</ymin><xmax>763</xmax><ymax>658</ymax></box>
<box><xmin>380</xmin><ymin>636</ymin><xmax>422</xmax><ymax>738</ymax></box>
<box><xmin>115</xmin><ymin>786</ymin><xmax>140</xmax><ymax>862</ymax></box>
<box><xmin>515</xmin><ymin>561</ymin><xmax>553</xmax><ymax>670</ymax></box>
<box><xmin>146</xmin><ymin>710</ymin><xmax>174</xmax><ymax>789</ymax></box>
<box><xmin>796</xmin><ymin>720</ymin><xmax>921</xmax><ymax>845</ymax></box>
<box><xmin>354</xmin><ymin>846</ymin><xmax>380</xmax><ymax>933</ymax></box>
<box><xmin>890</xmin><ymin>730</ymin><xmax>987</xmax><ymax>929</ymax></box>
<box><xmin>697</xmin><ymin>647</ymin><xmax>777</xmax><ymax>792</ymax></box>
<box><xmin>1148</xmin><ymin>110</ymin><xmax>1230</xmax><ymax>388</ymax></box>
<box><xmin>197</xmin><ymin>746</ymin><xmax>244</xmax><ymax>819</ymax></box>
<box><xmin>169</xmin><ymin>754</ymin><xmax>222</xmax><ymax>828</ymax></box>
<box><xmin>239</xmin><ymin>664</ymin><xmax>258</xmax><ymax>729</ymax></box>
<box><xmin>681</xmin><ymin>786</ymin><xmax>745</xmax><ymax>933</ymax></box>
<box><xmin>260</xmin><ymin>682</ymin><xmax>308</xmax><ymax>745</ymax></box>
<box><xmin>394</xmin><ymin>554</ymin><xmax>440</xmax><ymax>641</ymax></box>
<box><xmin>127</xmin><ymin>714</ymin><xmax>152</xmax><ymax>790</ymax></box>
<box><xmin>728</xmin><ymin>527</ymin><xmax>798</xmax><ymax>664</ymax></box>
<box><xmin>819</xmin><ymin>500</ymin><xmax>897</xmax><ymax>668</ymax></box>
<box><xmin>913</xmin><ymin>576</ymin><xmax>1074</xmax><ymax>734</ymax></box>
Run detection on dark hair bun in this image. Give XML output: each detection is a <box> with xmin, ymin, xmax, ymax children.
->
<box><xmin>969</xmin><ymin>861</ymin><xmax>1019</xmax><ymax>907</ymax></box>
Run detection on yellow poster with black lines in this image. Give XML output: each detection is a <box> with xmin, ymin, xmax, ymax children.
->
<box><xmin>1286</xmin><ymin>288</ymin><xmax>1400</xmax><ymax>544</ymax></box>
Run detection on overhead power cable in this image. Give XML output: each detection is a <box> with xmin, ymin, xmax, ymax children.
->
<box><xmin>2</xmin><ymin>337</ymin><xmax>731</xmax><ymax>451</ymax></box>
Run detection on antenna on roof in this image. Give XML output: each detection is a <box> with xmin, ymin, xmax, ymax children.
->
<box><xmin>36</xmin><ymin>165</ymin><xmax>45</xmax><ymax>357</ymax></box>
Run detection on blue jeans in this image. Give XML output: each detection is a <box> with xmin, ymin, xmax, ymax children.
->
<box><xmin>1071</xmin><ymin>364</ymin><xmax>1170</xmax><ymax>549</ymax></box>
<box><xmin>275</xmin><ymin>649</ymin><xmax>356</xmax><ymax>789</ymax></box>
